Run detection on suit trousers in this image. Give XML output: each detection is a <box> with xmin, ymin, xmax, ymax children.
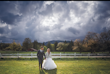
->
<box><xmin>38</xmin><ymin>58</ymin><xmax>43</xmax><ymax>68</ymax></box>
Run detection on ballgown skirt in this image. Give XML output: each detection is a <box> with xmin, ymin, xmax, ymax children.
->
<box><xmin>42</xmin><ymin>58</ymin><xmax>57</xmax><ymax>70</ymax></box>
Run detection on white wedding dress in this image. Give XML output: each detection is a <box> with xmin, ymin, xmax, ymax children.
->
<box><xmin>42</xmin><ymin>52</ymin><xmax>57</xmax><ymax>70</ymax></box>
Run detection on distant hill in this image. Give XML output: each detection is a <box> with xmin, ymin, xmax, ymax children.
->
<box><xmin>42</xmin><ymin>40</ymin><xmax>71</xmax><ymax>45</ymax></box>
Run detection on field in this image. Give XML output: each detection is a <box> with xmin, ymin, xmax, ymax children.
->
<box><xmin>0</xmin><ymin>59</ymin><xmax>110</xmax><ymax>74</ymax></box>
<box><xmin>0</xmin><ymin>51</ymin><xmax>109</xmax><ymax>54</ymax></box>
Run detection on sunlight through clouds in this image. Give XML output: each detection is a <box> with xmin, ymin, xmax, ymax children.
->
<box><xmin>0</xmin><ymin>1</ymin><xmax>110</xmax><ymax>43</ymax></box>
<box><xmin>41</xmin><ymin>16</ymin><xmax>58</xmax><ymax>27</ymax></box>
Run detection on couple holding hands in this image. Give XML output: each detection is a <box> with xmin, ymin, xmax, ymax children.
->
<box><xmin>37</xmin><ymin>46</ymin><xmax>57</xmax><ymax>70</ymax></box>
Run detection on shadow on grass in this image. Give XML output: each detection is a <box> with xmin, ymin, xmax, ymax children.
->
<box><xmin>39</xmin><ymin>68</ymin><xmax>57</xmax><ymax>74</ymax></box>
<box><xmin>44</xmin><ymin>68</ymin><xmax>57</xmax><ymax>74</ymax></box>
<box><xmin>39</xmin><ymin>70</ymin><xmax>45</xmax><ymax>74</ymax></box>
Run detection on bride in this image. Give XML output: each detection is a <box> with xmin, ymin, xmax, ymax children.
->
<box><xmin>42</xmin><ymin>48</ymin><xmax>57</xmax><ymax>70</ymax></box>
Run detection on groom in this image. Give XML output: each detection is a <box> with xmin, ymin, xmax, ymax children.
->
<box><xmin>37</xmin><ymin>46</ymin><xmax>46</xmax><ymax>70</ymax></box>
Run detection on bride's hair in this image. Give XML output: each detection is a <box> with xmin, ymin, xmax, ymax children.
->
<box><xmin>47</xmin><ymin>48</ymin><xmax>50</xmax><ymax>55</ymax></box>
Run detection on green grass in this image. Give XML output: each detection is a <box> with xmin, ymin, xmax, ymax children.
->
<box><xmin>0</xmin><ymin>51</ymin><xmax>109</xmax><ymax>54</ymax></box>
<box><xmin>0</xmin><ymin>59</ymin><xmax>110</xmax><ymax>74</ymax></box>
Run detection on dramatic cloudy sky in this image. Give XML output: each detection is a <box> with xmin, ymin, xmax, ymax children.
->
<box><xmin>0</xmin><ymin>1</ymin><xmax>110</xmax><ymax>43</ymax></box>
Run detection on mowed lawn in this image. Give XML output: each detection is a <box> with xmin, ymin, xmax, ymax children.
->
<box><xmin>0</xmin><ymin>59</ymin><xmax>110</xmax><ymax>74</ymax></box>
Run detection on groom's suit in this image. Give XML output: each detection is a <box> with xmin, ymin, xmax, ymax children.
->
<box><xmin>37</xmin><ymin>49</ymin><xmax>46</xmax><ymax>68</ymax></box>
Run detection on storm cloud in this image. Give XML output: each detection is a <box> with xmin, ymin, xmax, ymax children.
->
<box><xmin>0</xmin><ymin>1</ymin><xmax>110</xmax><ymax>43</ymax></box>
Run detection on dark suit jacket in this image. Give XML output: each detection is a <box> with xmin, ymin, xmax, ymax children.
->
<box><xmin>37</xmin><ymin>49</ymin><xmax>46</xmax><ymax>60</ymax></box>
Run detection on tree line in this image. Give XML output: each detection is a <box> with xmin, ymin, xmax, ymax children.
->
<box><xmin>72</xmin><ymin>28</ymin><xmax>110</xmax><ymax>53</ymax></box>
<box><xmin>0</xmin><ymin>29</ymin><xmax>110</xmax><ymax>53</ymax></box>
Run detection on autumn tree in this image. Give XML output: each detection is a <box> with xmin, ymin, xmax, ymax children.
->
<box><xmin>85</xmin><ymin>32</ymin><xmax>100</xmax><ymax>53</ymax></box>
<box><xmin>99</xmin><ymin>29</ymin><xmax>110</xmax><ymax>53</ymax></box>
<box><xmin>74</xmin><ymin>39</ymin><xmax>84</xmax><ymax>53</ymax></box>
<box><xmin>56</xmin><ymin>42</ymin><xmax>64</xmax><ymax>51</ymax></box>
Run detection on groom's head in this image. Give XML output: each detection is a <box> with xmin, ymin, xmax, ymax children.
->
<box><xmin>41</xmin><ymin>46</ymin><xmax>44</xmax><ymax>50</ymax></box>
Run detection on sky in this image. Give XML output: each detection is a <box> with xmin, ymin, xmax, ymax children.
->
<box><xmin>0</xmin><ymin>1</ymin><xmax>110</xmax><ymax>43</ymax></box>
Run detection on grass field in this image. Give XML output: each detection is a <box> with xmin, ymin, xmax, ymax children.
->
<box><xmin>0</xmin><ymin>51</ymin><xmax>109</xmax><ymax>54</ymax></box>
<box><xmin>0</xmin><ymin>59</ymin><xmax>110</xmax><ymax>74</ymax></box>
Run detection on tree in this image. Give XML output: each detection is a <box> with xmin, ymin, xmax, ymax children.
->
<box><xmin>67</xmin><ymin>40</ymin><xmax>73</xmax><ymax>51</ymax></box>
<box><xmin>99</xmin><ymin>29</ymin><xmax>110</xmax><ymax>53</ymax></box>
<box><xmin>16</xmin><ymin>43</ymin><xmax>22</xmax><ymax>51</ymax></box>
<box><xmin>12</xmin><ymin>40</ymin><xmax>18</xmax><ymax>51</ymax></box>
<box><xmin>43</xmin><ymin>42</ymin><xmax>45</xmax><ymax>46</ymax></box>
<box><xmin>64</xmin><ymin>40</ymin><xmax>67</xmax><ymax>43</ymax></box>
<box><xmin>51</xmin><ymin>44</ymin><xmax>55</xmax><ymax>51</ymax></box>
<box><xmin>85</xmin><ymin>32</ymin><xmax>100</xmax><ymax>53</ymax></box>
<box><xmin>78</xmin><ymin>41</ymin><xmax>84</xmax><ymax>53</ymax></box>
<box><xmin>5</xmin><ymin>41</ymin><xmax>22</xmax><ymax>51</ymax></box>
<box><xmin>46</xmin><ymin>41</ymin><xmax>52</xmax><ymax>49</ymax></box>
<box><xmin>74</xmin><ymin>39</ymin><xmax>83</xmax><ymax>53</ymax></box>
<box><xmin>63</xmin><ymin>40</ymin><xmax>68</xmax><ymax>53</ymax></box>
<box><xmin>63</xmin><ymin>42</ymin><xmax>69</xmax><ymax>53</ymax></box>
<box><xmin>0</xmin><ymin>43</ymin><xmax>10</xmax><ymax>50</ymax></box>
<box><xmin>56</xmin><ymin>42</ymin><xmax>69</xmax><ymax>52</ymax></box>
<box><xmin>54</xmin><ymin>41</ymin><xmax>58</xmax><ymax>51</ymax></box>
<box><xmin>33</xmin><ymin>40</ymin><xmax>38</xmax><ymax>50</ymax></box>
<box><xmin>56</xmin><ymin>42</ymin><xmax>64</xmax><ymax>51</ymax></box>
<box><xmin>44</xmin><ymin>46</ymin><xmax>47</xmax><ymax>52</ymax></box>
<box><xmin>5</xmin><ymin>43</ymin><xmax>13</xmax><ymax>51</ymax></box>
<box><xmin>22</xmin><ymin>38</ymin><xmax>32</xmax><ymax>51</ymax></box>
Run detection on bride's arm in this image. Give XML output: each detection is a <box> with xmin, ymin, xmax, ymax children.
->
<box><xmin>45</xmin><ymin>52</ymin><xmax>48</xmax><ymax>59</ymax></box>
<box><xmin>50</xmin><ymin>52</ymin><xmax>52</xmax><ymax>58</ymax></box>
<box><xmin>43</xmin><ymin>51</ymin><xmax>46</xmax><ymax>59</ymax></box>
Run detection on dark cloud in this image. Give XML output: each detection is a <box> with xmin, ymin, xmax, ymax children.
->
<box><xmin>0</xmin><ymin>28</ymin><xmax>4</xmax><ymax>34</ymax></box>
<box><xmin>93</xmin><ymin>1</ymin><xmax>110</xmax><ymax>21</ymax></box>
<box><xmin>0</xmin><ymin>1</ymin><xmax>21</xmax><ymax>24</ymax></box>
<box><xmin>0</xmin><ymin>13</ymin><xmax>20</xmax><ymax>24</ymax></box>
<box><xmin>0</xmin><ymin>1</ymin><xmax>110</xmax><ymax>43</ymax></box>
<box><xmin>68</xmin><ymin>27</ymin><xmax>80</xmax><ymax>35</ymax></box>
<box><xmin>0</xmin><ymin>36</ymin><xmax>11</xmax><ymax>43</ymax></box>
<box><xmin>11</xmin><ymin>30</ymin><xmax>18</xmax><ymax>36</ymax></box>
<box><xmin>0</xmin><ymin>1</ymin><xmax>43</xmax><ymax>25</ymax></box>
